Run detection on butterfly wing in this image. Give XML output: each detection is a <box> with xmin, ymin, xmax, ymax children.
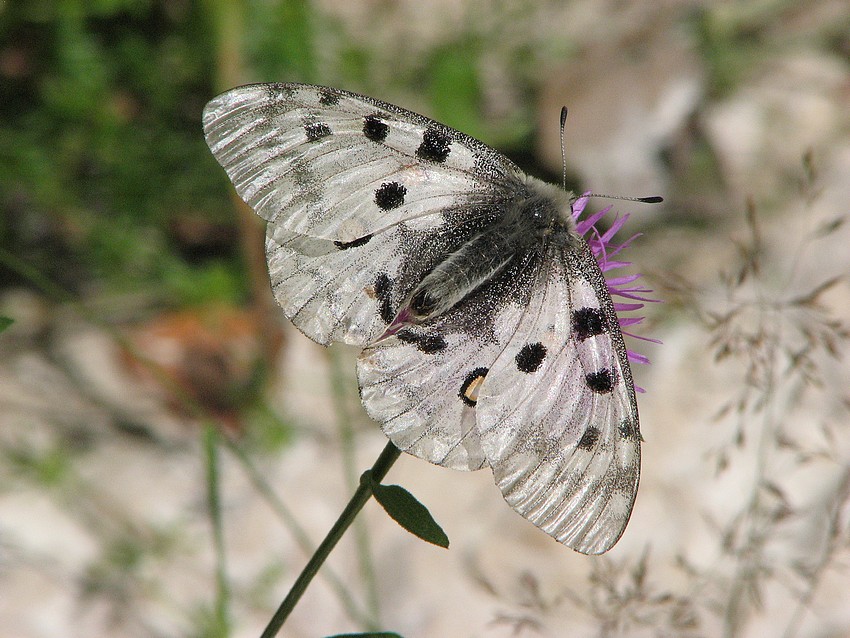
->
<box><xmin>203</xmin><ymin>83</ymin><xmax>519</xmax><ymax>242</ymax></box>
<box><xmin>356</xmin><ymin>250</ymin><xmax>540</xmax><ymax>471</ymax></box>
<box><xmin>263</xmin><ymin>213</ymin><xmax>434</xmax><ymax>346</ymax></box>
<box><xmin>475</xmin><ymin>240</ymin><xmax>640</xmax><ymax>554</ymax></box>
<box><xmin>356</xmin><ymin>322</ymin><xmax>494</xmax><ymax>471</ymax></box>
<box><xmin>203</xmin><ymin>83</ymin><xmax>521</xmax><ymax>346</ymax></box>
<box><xmin>358</xmin><ymin>232</ymin><xmax>640</xmax><ymax>551</ymax></box>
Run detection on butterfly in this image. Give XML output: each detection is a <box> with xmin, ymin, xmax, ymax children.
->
<box><xmin>203</xmin><ymin>83</ymin><xmax>645</xmax><ymax>554</ymax></box>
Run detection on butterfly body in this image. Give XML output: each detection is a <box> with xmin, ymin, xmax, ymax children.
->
<box><xmin>391</xmin><ymin>176</ymin><xmax>576</xmax><ymax>330</ymax></box>
<box><xmin>204</xmin><ymin>83</ymin><xmax>641</xmax><ymax>554</ymax></box>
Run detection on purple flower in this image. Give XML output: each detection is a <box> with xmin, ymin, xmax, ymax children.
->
<box><xmin>572</xmin><ymin>193</ymin><xmax>661</xmax><ymax>383</ymax></box>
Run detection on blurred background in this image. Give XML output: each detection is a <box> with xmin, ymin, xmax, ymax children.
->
<box><xmin>2</xmin><ymin>1</ymin><xmax>850</xmax><ymax>637</ymax></box>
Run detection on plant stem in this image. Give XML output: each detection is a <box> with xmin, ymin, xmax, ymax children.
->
<box><xmin>260</xmin><ymin>441</ymin><xmax>402</xmax><ymax>638</ymax></box>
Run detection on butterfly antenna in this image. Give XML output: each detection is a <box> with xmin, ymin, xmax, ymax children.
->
<box><xmin>588</xmin><ymin>193</ymin><xmax>664</xmax><ymax>204</ymax></box>
<box><xmin>559</xmin><ymin>106</ymin><xmax>569</xmax><ymax>191</ymax></box>
<box><xmin>560</xmin><ymin>106</ymin><xmax>662</xmax><ymax>204</ymax></box>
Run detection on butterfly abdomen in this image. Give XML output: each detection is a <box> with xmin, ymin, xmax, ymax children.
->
<box><xmin>407</xmin><ymin>227</ymin><xmax>516</xmax><ymax>320</ymax></box>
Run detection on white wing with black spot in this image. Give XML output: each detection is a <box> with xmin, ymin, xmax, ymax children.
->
<box><xmin>205</xmin><ymin>83</ymin><xmax>525</xmax><ymax>346</ymax></box>
<box><xmin>356</xmin><ymin>321</ymin><xmax>499</xmax><ymax>471</ymax></box>
<box><xmin>203</xmin><ymin>83</ymin><xmax>519</xmax><ymax>243</ymax></box>
<box><xmin>355</xmin><ymin>292</ymin><xmax>530</xmax><ymax>471</ymax></box>
<box><xmin>356</xmin><ymin>244</ymin><xmax>541</xmax><ymax>472</ymax></box>
<box><xmin>476</xmin><ymin>241</ymin><xmax>640</xmax><ymax>555</ymax></box>
<box><xmin>265</xmin><ymin>214</ymin><xmax>435</xmax><ymax>347</ymax></box>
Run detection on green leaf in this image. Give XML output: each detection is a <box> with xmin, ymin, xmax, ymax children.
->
<box><xmin>326</xmin><ymin>633</ymin><xmax>403</xmax><ymax>638</ymax></box>
<box><xmin>365</xmin><ymin>472</ymin><xmax>449</xmax><ymax>548</ymax></box>
<box><xmin>0</xmin><ymin>317</ymin><xmax>13</xmax><ymax>332</ymax></box>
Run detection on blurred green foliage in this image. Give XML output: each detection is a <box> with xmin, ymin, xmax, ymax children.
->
<box><xmin>0</xmin><ymin>0</ymin><xmax>538</xmax><ymax>305</ymax></box>
<box><xmin>1</xmin><ymin>0</ymin><xmax>230</xmax><ymax>299</ymax></box>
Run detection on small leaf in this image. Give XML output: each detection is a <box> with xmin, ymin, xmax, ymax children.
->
<box><xmin>325</xmin><ymin>633</ymin><xmax>404</xmax><ymax>638</ymax></box>
<box><xmin>0</xmin><ymin>317</ymin><xmax>12</xmax><ymax>332</ymax></box>
<box><xmin>365</xmin><ymin>472</ymin><xmax>449</xmax><ymax>548</ymax></box>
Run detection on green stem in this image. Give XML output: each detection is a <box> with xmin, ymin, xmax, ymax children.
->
<box><xmin>260</xmin><ymin>441</ymin><xmax>402</xmax><ymax>638</ymax></box>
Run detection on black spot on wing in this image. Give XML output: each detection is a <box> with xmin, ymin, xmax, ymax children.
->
<box><xmin>396</xmin><ymin>329</ymin><xmax>447</xmax><ymax>354</ymax></box>
<box><xmin>572</xmin><ymin>307</ymin><xmax>607</xmax><ymax>341</ymax></box>
<box><xmin>374</xmin><ymin>273</ymin><xmax>394</xmax><ymax>324</ymax></box>
<box><xmin>363</xmin><ymin>114</ymin><xmax>389</xmax><ymax>142</ymax></box>
<box><xmin>375</xmin><ymin>182</ymin><xmax>406</xmax><ymax>210</ymax></box>
<box><xmin>585</xmin><ymin>368</ymin><xmax>616</xmax><ymax>394</ymax></box>
<box><xmin>319</xmin><ymin>89</ymin><xmax>340</xmax><ymax>106</ymax></box>
<box><xmin>420</xmin><ymin>334</ymin><xmax>448</xmax><ymax>353</ymax></box>
<box><xmin>334</xmin><ymin>235</ymin><xmax>372</xmax><ymax>250</ymax></box>
<box><xmin>304</xmin><ymin>122</ymin><xmax>331</xmax><ymax>141</ymax></box>
<box><xmin>416</xmin><ymin>126</ymin><xmax>451</xmax><ymax>163</ymax></box>
<box><xmin>515</xmin><ymin>342</ymin><xmax>547</xmax><ymax>373</ymax></box>
<box><xmin>577</xmin><ymin>426</ymin><xmax>601</xmax><ymax>450</ymax></box>
<box><xmin>460</xmin><ymin>367</ymin><xmax>489</xmax><ymax>407</ymax></box>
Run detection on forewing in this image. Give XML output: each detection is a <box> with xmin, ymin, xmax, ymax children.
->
<box><xmin>203</xmin><ymin>83</ymin><xmax>520</xmax><ymax>243</ymax></box>
<box><xmin>476</xmin><ymin>240</ymin><xmax>640</xmax><ymax>554</ymax></box>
